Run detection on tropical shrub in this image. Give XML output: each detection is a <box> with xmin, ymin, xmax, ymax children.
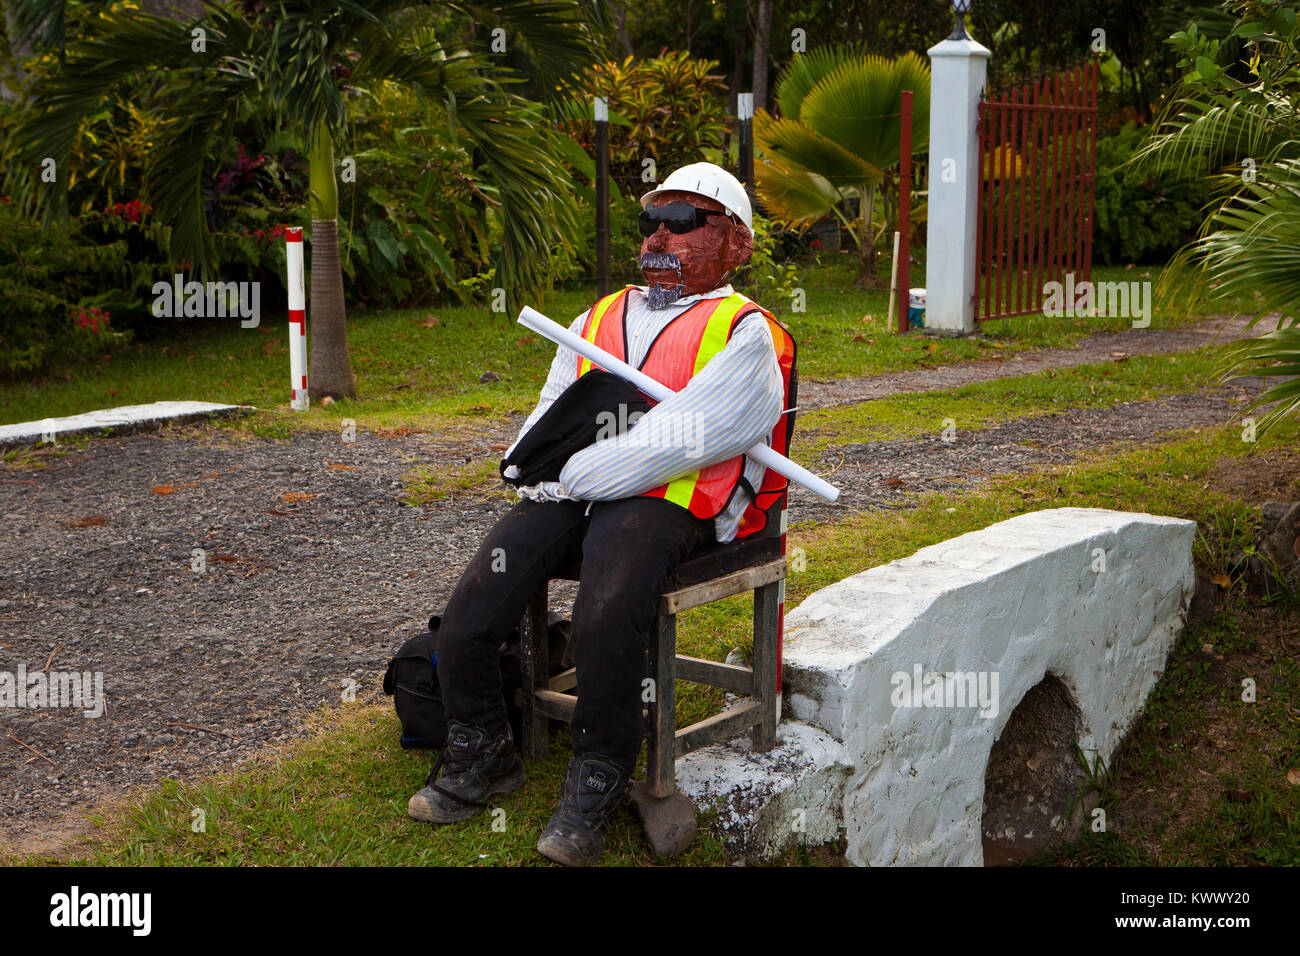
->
<box><xmin>558</xmin><ymin>52</ymin><xmax>731</xmax><ymax>198</ymax></box>
<box><xmin>0</xmin><ymin>199</ymin><xmax>135</xmax><ymax>377</ymax></box>
<box><xmin>1092</xmin><ymin>122</ymin><xmax>1204</xmax><ymax>265</ymax></box>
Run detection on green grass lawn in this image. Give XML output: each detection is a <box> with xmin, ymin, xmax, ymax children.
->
<box><xmin>0</xmin><ymin>257</ymin><xmax>1240</xmax><ymax>435</ymax></box>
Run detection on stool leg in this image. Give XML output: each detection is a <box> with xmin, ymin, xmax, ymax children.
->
<box><xmin>646</xmin><ymin>612</ymin><xmax>677</xmax><ymax>798</ymax></box>
<box><xmin>519</xmin><ymin>588</ymin><xmax>550</xmax><ymax>761</ymax></box>
<box><xmin>751</xmin><ymin>581</ymin><xmax>779</xmax><ymax>752</ymax></box>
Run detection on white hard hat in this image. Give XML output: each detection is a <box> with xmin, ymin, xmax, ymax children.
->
<box><xmin>640</xmin><ymin>162</ymin><xmax>753</xmax><ymax>235</ymax></box>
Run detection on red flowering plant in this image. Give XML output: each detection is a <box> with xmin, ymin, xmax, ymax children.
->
<box><xmin>104</xmin><ymin>198</ymin><xmax>152</xmax><ymax>224</ymax></box>
<box><xmin>65</xmin><ymin>302</ymin><xmax>128</xmax><ymax>355</ymax></box>
<box><xmin>205</xmin><ymin>141</ymin><xmax>300</xmax><ymax>301</ymax></box>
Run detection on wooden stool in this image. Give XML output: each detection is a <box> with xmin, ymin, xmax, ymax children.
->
<box><xmin>516</xmin><ymin>498</ymin><xmax>787</xmax><ymax>797</ymax></box>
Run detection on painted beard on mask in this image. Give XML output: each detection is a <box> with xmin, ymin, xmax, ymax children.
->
<box><xmin>640</xmin><ymin>252</ymin><xmax>686</xmax><ymax>310</ymax></box>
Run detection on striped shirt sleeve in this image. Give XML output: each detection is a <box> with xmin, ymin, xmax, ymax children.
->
<box><xmin>557</xmin><ymin>312</ymin><xmax>783</xmax><ymax>501</ymax></box>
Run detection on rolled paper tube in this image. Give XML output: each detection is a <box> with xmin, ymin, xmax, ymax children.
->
<box><xmin>517</xmin><ymin>305</ymin><xmax>840</xmax><ymax>502</ymax></box>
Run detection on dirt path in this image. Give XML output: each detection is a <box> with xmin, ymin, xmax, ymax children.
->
<box><xmin>790</xmin><ymin>380</ymin><xmax>1267</xmax><ymax>527</ymax></box>
<box><xmin>0</xmin><ymin>312</ymin><xmax>1276</xmax><ymax>854</ymax></box>
<box><xmin>801</xmin><ymin>313</ymin><xmax>1271</xmax><ymax>410</ymax></box>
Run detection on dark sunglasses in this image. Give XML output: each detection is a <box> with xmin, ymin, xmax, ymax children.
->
<box><xmin>637</xmin><ymin>201</ymin><xmax>735</xmax><ymax>238</ymax></box>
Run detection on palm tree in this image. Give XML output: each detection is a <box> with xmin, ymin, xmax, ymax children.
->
<box><xmin>6</xmin><ymin>0</ymin><xmax>594</xmax><ymax>399</ymax></box>
<box><xmin>754</xmin><ymin>45</ymin><xmax>930</xmax><ymax>289</ymax></box>
<box><xmin>1128</xmin><ymin>2</ymin><xmax>1300</xmax><ymax>437</ymax></box>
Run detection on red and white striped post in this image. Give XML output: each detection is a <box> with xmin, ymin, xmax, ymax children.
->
<box><xmin>285</xmin><ymin>226</ymin><xmax>308</xmax><ymax>410</ymax></box>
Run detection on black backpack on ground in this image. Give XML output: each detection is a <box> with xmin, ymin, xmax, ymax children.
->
<box><xmin>383</xmin><ymin>612</ymin><xmax>573</xmax><ymax>749</ymax></box>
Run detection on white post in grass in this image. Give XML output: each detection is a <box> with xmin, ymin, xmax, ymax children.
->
<box><xmin>925</xmin><ymin>21</ymin><xmax>989</xmax><ymax>335</ymax></box>
<box><xmin>285</xmin><ymin>226</ymin><xmax>308</xmax><ymax>410</ymax></box>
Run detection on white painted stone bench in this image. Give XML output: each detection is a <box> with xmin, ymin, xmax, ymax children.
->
<box><xmin>676</xmin><ymin>507</ymin><xmax>1197</xmax><ymax>865</ymax></box>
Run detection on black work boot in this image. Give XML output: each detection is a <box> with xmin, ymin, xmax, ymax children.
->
<box><xmin>408</xmin><ymin>720</ymin><xmax>526</xmax><ymax>824</ymax></box>
<box><xmin>536</xmin><ymin>753</ymin><xmax>630</xmax><ymax>866</ymax></box>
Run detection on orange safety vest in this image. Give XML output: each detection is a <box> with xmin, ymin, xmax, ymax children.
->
<box><xmin>575</xmin><ymin>286</ymin><xmax>797</xmax><ymax>536</ymax></box>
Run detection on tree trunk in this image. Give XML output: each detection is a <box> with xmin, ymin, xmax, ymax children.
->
<box><xmin>752</xmin><ymin>0</ymin><xmax>772</xmax><ymax>112</ymax></box>
<box><xmin>306</xmin><ymin>121</ymin><xmax>355</xmax><ymax>400</ymax></box>
<box><xmin>727</xmin><ymin>0</ymin><xmax>746</xmax><ymax>119</ymax></box>
<box><xmin>856</xmin><ymin>184</ymin><xmax>882</xmax><ymax>289</ymax></box>
<box><xmin>1</xmin><ymin>3</ymin><xmax>35</xmax><ymax>101</ymax></box>
<box><xmin>610</xmin><ymin>1</ymin><xmax>634</xmax><ymax>59</ymax></box>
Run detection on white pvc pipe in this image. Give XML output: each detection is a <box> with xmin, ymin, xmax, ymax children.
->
<box><xmin>887</xmin><ymin>230</ymin><xmax>901</xmax><ymax>332</ymax></box>
<box><xmin>518</xmin><ymin>306</ymin><xmax>840</xmax><ymax>502</ymax></box>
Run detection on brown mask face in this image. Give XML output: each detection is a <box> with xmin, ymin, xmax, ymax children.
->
<box><xmin>638</xmin><ymin>191</ymin><xmax>754</xmax><ymax>303</ymax></box>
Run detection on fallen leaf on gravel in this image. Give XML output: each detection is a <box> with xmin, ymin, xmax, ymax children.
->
<box><xmin>885</xmin><ymin>476</ymin><xmax>904</xmax><ymax>487</ymax></box>
<box><xmin>327</xmin><ymin>464</ymin><xmax>355</xmax><ymax>470</ymax></box>
<box><xmin>489</xmin><ymin>443</ymin><xmax>508</xmax><ymax>452</ymax></box>
<box><xmin>1287</xmin><ymin>769</ymin><xmax>1300</xmax><ymax>786</ymax></box>
<box><xmin>277</xmin><ymin>492</ymin><xmax>317</xmax><ymax>503</ymax></box>
<box><xmin>374</xmin><ymin>427</ymin><xmax>422</xmax><ymax>438</ymax></box>
<box><xmin>152</xmin><ymin>484</ymin><xmax>176</xmax><ymax>496</ymax></box>
<box><xmin>62</xmin><ymin>515</ymin><xmax>108</xmax><ymax>528</ymax></box>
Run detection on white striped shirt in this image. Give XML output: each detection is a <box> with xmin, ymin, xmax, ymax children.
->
<box><xmin>506</xmin><ymin>284</ymin><xmax>784</xmax><ymax>542</ymax></box>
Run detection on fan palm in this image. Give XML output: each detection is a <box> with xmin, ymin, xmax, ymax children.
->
<box><xmin>754</xmin><ymin>46</ymin><xmax>930</xmax><ymax>289</ymax></box>
<box><xmin>6</xmin><ymin>0</ymin><xmax>594</xmax><ymax>399</ymax></box>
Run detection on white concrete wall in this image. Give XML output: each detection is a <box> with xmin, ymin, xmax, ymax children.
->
<box><xmin>678</xmin><ymin>508</ymin><xmax>1197</xmax><ymax>865</ymax></box>
<box><xmin>782</xmin><ymin>508</ymin><xmax>1196</xmax><ymax>865</ymax></box>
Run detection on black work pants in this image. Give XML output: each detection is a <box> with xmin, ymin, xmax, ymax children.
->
<box><xmin>436</xmin><ymin>495</ymin><xmax>713</xmax><ymax>775</ymax></box>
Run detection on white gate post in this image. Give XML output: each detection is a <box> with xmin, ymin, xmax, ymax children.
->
<box><xmin>924</xmin><ymin>34</ymin><xmax>990</xmax><ymax>335</ymax></box>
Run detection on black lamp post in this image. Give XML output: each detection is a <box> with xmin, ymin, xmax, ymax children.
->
<box><xmin>948</xmin><ymin>0</ymin><xmax>972</xmax><ymax>40</ymax></box>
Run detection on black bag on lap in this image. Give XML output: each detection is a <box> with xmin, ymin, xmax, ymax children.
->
<box><xmin>500</xmin><ymin>369</ymin><xmax>651</xmax><ymax>486</ymax></box>
<box><xmin>383</xmin><ymin>612</ymin><xmax>573</xmax><ymax>749</ymax></box>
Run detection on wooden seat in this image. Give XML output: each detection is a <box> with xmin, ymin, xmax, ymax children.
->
<box><xmin>515</xmin><ymin>493</ymin><xmax>788</xmax><ymax>798</ymax></box>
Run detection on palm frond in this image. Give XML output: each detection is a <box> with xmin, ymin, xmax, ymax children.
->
<box><xmin>446</xmin><ymin>0</ymin><xmax>596</xmax><ymax>92</ymax></box>
<box><xmin>754</xmin><ymin>162</ymin><xmax>842</xmax><ymax>225</ymax></box>
<box><xmin>773</xmin><ymin>42</ymin><xmax>868</xmax><ymax>121</ymax></box>
<box><xmin>754</xmin><ymin>111</ymin><xmax>882</xmax><ymax>189</ymax></box>
<box><xmin>798</xmin><ymin>51</ymin><xmax>931</xmax><ymax>169</ymax></box>
<box><xmin>1191</xmin><ymin>156</ymin><xmax>1300</xmax><ymax>325</ymax></box>
<box><xmin>1216</xmin><ymin>326</ymin><xmax>1300</xmax><ymax>434</ymax></box>
<box><xmin>1128</xmin><ymin>89</ymin><xmax>1300</xmax><ymax>180</ymax></box>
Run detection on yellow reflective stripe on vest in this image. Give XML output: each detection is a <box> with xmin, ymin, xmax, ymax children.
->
<box><xmin>577</xmin><ymin>289</ymin><xmax>628</xmax><ymax>377</ymax></box>
<box><xmin>660</xmin><ymin>293</ymin><xmax>752</xmax><ymax>509</ymax></box>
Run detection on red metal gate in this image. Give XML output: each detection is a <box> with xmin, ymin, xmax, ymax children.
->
<box><xmin>975</xmin><ymin>61</ymin><xmax>1099</xmax><ymax>321</ymax></box>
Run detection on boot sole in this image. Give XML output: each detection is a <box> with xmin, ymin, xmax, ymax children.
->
<box><xmin>408</xmin><ymin>760</ymin><xmax>526</xmax><ymax>824</ymax></box>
